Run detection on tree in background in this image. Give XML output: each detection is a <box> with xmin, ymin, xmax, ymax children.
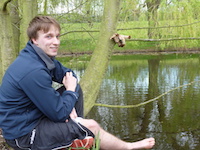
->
<box><xmin>146</xmin><ymin>0</ymin><xmax>161</xmax><ymax>39</ymax></box>
<box><xmin>18</xmin><ymin>0</ymin><xmax>37</xmax><ymax>50</ymax></box>
<box><xmin>119</xmin><ymin>0</ymin><xmax>139</xmax><ymax>21</ymax></box>
<box><xmin>0</xmin><ymin>0</ymin><xmax>37</xmax><ymax>79</ymax></box>
<box><xmin>80</xmin><ymin>0</ymin><xmax>121</xmax><ymax>115</ymax></box>
<box><xmin>0</xmin><ymin>0</ymin><xmax>16</xmax><ymax>79</ymax></box>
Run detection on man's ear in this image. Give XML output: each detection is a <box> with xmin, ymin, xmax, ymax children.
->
<box><xmin>31</xmin><ymin>38</ymin><xmax>38</xmax><ymax>45</ymax></box>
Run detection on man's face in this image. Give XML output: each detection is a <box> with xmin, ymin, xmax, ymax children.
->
<box><xmin>32</xmin><ymin>25</ymin><xmax>60</xmax><ymax>57</ymax></box>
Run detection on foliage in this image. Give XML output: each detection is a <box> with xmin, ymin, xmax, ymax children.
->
<box><xmin>1</xmin><ymin>0</ymin><xmax>200</xmax><ymax>59</ymax></box>
<box><xmin>59</xmin><ymin>19</ymin><xmax>200</xmax><ymax>53</ymax></box>
<box><xmin>49</xmin><ymin>0</ymin><xmax>200</xmax><ymax>53</ymax></box>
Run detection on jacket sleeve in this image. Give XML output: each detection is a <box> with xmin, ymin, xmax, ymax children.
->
<box><xmin>19</xmin><ymin>68</ymin><xmax>79</xmax><ymax>122</ymax></box>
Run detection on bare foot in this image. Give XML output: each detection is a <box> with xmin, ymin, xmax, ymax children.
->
<box><xmin>129</xmin><ymin>137</ymin><xmax>155</xmax><ymax>149</ymax></box>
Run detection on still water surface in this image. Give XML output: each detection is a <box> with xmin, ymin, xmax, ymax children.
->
<box><xmin>64</xmin><ymin>54</ymin><xmax>200</xmax><ymax>150</ymax></box>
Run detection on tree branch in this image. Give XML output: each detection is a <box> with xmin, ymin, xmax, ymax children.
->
<box><xmin>57</xmin><ymin>0</ymin><xmax>89</xmax><ymax>19</ymax></box>
<box><xmin>117</xmin><ymin>20</ymin><xmax>200</xmax><ymax>30</ymax></box>
<box><xmin>128</xmin><ymin>37</ymin><xmax>200</xmax><ymax>42</ymax></box>
<box><xmin>61</xmin><ymin>30</ymin><xmax>200</xmax><ymax>42</ymax></box>
<box><xmin>60</xmin><ymin>30</ymin><xmax>98</xmax><ymax>36</ymax></box>
<box><xmin>61</xmin><ymin>20</ymin><xmax>200</xmax><ymax>36</ymax></box>
<box><xmin>3</xmin><ymin>0</ymin><xmax>12</xmax><ymax>11</ymax></box>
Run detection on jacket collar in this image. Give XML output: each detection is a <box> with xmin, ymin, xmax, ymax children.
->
<box><xmin>29</xmin><ymin>41</ymin><xmax>55</xmax><ymax>70</ymax></box>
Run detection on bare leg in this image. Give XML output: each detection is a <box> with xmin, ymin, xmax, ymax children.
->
<box><xmin>79</xmin><ymin>119</ymin><xmax>155</xmax><ymax>150</ymax></box>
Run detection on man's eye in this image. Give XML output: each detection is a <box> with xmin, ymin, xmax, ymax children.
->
<box><xmin>46</xmin><ymin>35</ymin><xmax>52</xmax><ymax>38</ymax></box>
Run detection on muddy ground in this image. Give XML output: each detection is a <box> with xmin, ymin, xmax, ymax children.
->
<box><xmin>57</xmin><ymin>48</ymin><xmax>200</xmax><ymax>57</ymax></box>
<box><xmin>0</xmin><ymin>129</ymin><xmax>13</xmax><ymax>150</ymax></box>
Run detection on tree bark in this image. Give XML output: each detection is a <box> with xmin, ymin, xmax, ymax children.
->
<box><xmin>18</xmin><ymin>0</ymin><xmax>37</xmax><ymax>50</ymax></box>
<box><xmin>0</xmin><ymin>0</ymin><xmax>15</xmax><ymax>77</ymax></box>
<box><xmin>80</xmin><ymin>0</ymin><xmax>121</xmax><ymax>115</ymax></box>
<box><xmin>146</xmin><ymin>0</ymin><xmax>161</xmax><ymax>39</ymax></box>
<box><xmin>10</xmin><ymin>0</ymin><xmax>20</xmax><ymax>53</ymax></box>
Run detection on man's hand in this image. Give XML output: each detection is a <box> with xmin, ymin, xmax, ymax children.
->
<box><xmin>69</xmin><ymin>108</ymin><xmax>78</xmax><ymax>119</ymax></box>
<box><xmin>62</xmin><ymin>72</ymin><xmax>77</xmax><ymax>92</ymax></box>
<box><xmin>66</xmin><ymin>108</ymin><xmax>78</xmax><ymax>122</ymax></box>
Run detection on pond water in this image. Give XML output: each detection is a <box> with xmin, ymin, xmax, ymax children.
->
<box><xmin>68</xmin><ymin>54</ymin><xmax>200</xmax><ymax>150</ymax></box>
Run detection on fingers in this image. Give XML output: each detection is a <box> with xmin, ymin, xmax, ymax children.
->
<box><xmin>62</xmin><ymin>72</ymin><xmax>77</xmax><ymax>92</ymax></box>
<box><xmin>66</xmin><ymin>71</ymin><xmax>73</xmax><ymax>77</ymax></box>
<box><xmin>65</xmin><ymin>72</ymin><xmax>77</xmax><ymax>82</ymax></box>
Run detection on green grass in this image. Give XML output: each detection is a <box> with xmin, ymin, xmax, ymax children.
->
<box><xmin>59</xmin><ymin>20</ymin><xmax>200</xmax><ymax>53</ymax></box>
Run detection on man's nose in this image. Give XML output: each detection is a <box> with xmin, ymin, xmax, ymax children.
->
<box><xmin>53</xmin><ymin>37</ymin><xmax>60</xmax><ymax>45</ymax></box>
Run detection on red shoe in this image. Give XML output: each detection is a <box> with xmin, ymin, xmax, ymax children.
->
<box><xmin>70</xmin><ymin>136</ymin><xmax>94</xmax><ymax>150</ymax></box>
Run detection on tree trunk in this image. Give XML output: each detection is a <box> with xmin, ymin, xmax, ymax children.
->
<box><xmin>0</xmin><ymin>0</ymin><xmax>16</xmax><ymax>77</ymax></box>
<box><xmin>43</xmin><ymin>0</ymin><xmax>48</xmax><ymax>15</ymax></box>
<box><xmin>146</xmin><ymin>0</ymin><xmax>161</xmax><ymax>39</ymax></box>
<box><xmin>18</xmin><ymin>0</ymin><xmax>37</xmax><ymax>50</ymax></box>
<box><xmin>10</xmin><ymin>0</ymin><xmax>20</xmax><ymax>53</ymax></box>
<box><xmin>80</xmin><ymin>0</ymin><xmax>121</xmax><ymax>116</ymax></box>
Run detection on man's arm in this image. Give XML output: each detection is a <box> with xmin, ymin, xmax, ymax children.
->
<box><xmin>19</xmin><ymin>69</ymin><xmax>79</xmax><ymax>122</ymax></box>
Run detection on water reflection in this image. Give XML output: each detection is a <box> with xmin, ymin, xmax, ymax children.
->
<box><xmin>85</xmin><ymin>55</ymin><xmax>200</xmax><ymax>150</ymax></box>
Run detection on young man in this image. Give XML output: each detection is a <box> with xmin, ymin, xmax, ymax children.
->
<box><xmin>0</xmin><ymin>16</ymin><xmax>155</xmax><ymax>150</ymax></box>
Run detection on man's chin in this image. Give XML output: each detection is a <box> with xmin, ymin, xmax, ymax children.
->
<box><xmin>48</xmin><ymin>52</ymin><xmax>57</xmax><ymax>57</ymax></box>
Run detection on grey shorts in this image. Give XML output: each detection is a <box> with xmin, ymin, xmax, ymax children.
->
<box><xmin>6</xmin><ymin>117</ymin><xmax>94</xmax><ymax>150</ymax></box>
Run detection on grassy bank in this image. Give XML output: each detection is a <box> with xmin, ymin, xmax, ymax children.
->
<box><xmin>59</xmin><ymin>20</ymin><xmax>200</xmax><ymax>54</ymax></box>
<box><xmin>56</xmin><ymin>53</ymin><xmax>200</xmax><ymax>71</ymax></box>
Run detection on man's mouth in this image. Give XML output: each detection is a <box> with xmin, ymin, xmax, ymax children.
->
<box><xmin>51</xmin><ymin>47</ymin><xmax>58</xmax><ymax>52</ymax></box>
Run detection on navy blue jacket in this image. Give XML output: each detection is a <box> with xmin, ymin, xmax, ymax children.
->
<box><xmin>0</xmin><ymin>41</ymin><xmax>79</xmax><ymax>139</ymax></box>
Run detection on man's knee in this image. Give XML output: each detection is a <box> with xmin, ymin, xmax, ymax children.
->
<box><xmin>88</xmin><ymin>119</ymin><xmax>100</xmax><ymax>128</ymax></box>
<box><xmin>80</xmin><ymin>119</ymin><xmax>101</xmax><ymax>133</ymax></box>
